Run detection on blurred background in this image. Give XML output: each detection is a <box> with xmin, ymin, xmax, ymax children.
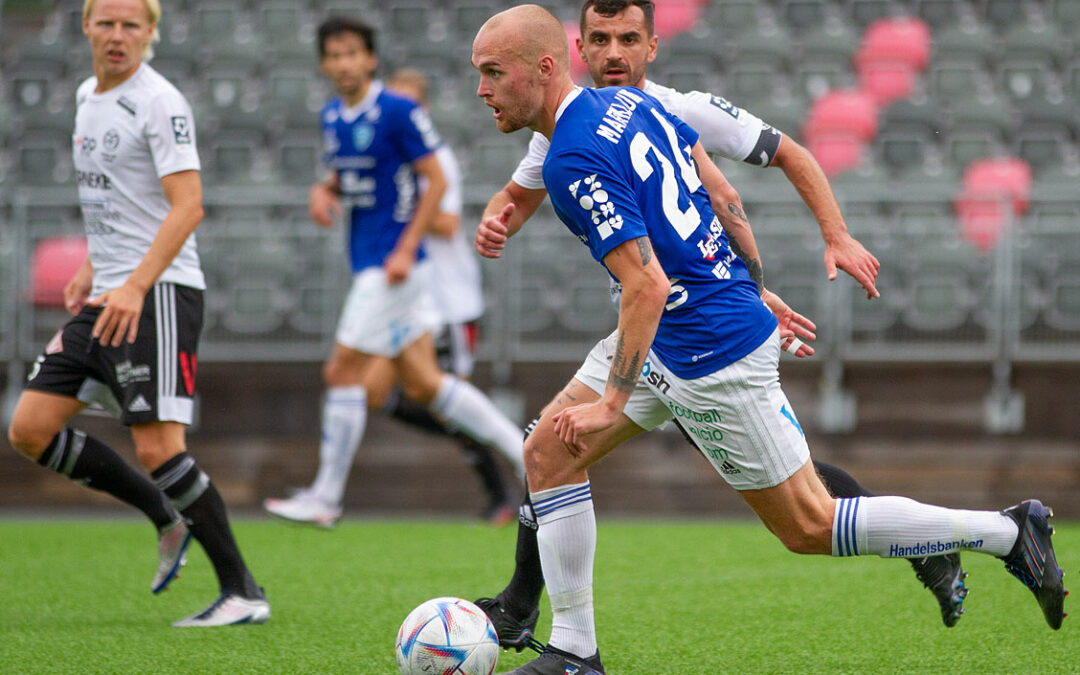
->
<box><xmin>1</xmin><ymin>0</ymin><xmax>1078</xmax><ymax>519</ymax></box>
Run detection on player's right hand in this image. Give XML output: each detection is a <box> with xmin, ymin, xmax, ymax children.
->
<box><xmin>825</xmin><ymin>234</ymin><xmax>880</xmax><ymax>300</ymax></box>
<box><xmin>475</xmin><ymin>203</ymin><xmax>514</xmax><ymax>258</ymax></box>
<box><xmin>309</xmin><ymin>183</ymin><xmax>342</xmax><ymax>227</ymax></box>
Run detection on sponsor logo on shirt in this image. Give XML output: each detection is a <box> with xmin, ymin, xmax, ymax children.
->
<box><xmin>352</xmin><ymin>123</ymin><xmax>375</xmax><ymax>151</ymax></box>
<box><xmin>171</xmin><ymin>116</ymin><xmax>192</xmax><ymax>144</ymax></box>
<box><xmin>76</xmin><ymin>136</ymin><xmax>96</xmax><ymax>156</ymax></box>
<box><xmin>76</xmin><ymin>171</ymin><xmax>112</xmax><ymax>189</ymax></box>
<box><xmin>569</xmin><ymin>174</ymin><xmax>623</xmax><ymax>240</ymax></box>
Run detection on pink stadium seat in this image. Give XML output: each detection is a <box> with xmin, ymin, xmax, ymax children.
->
<box><xmin>31</xmin><ymin>236</ymin><xmax>88</xmax><ymax>307</ymax></box>
<box><xmin>805</xmin><ymin>133</ymin><xmax>865</xmax><ymax>177</ymax></box>
<box><xmin>857</xmin><ymin>17</ymin><xmax>931</xmax><ymax>71</ymax></box>
<box><xmin>652</xmin><ymin>0</ymin><xmax>701</xmax><ymax>37</ymax></box>
<box><xmin>954</xmin><ymin>157</ymin><xmax>1033</xmax><ymax>251</ymax></box>
<box><xmin>856</xmin><ymin>57</ymin><xmax>917</xmax><ymax>105</ymax></box>
<box><xmin>802</xmin><ymin>89</ymin><xmax>879</xmax><ymax>141</ymax></box>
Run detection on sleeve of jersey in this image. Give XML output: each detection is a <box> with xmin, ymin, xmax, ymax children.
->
<box><xmin>675</xmin><ymin>90</ymin><xmax>780</xmax><ymax>166</ymax></box>
<box><xmin>509</xmin><ymin>132</ymin><xmax>549</xmax><ymax>190</ymax></box>
<box><xmin>546</xmin><ymin>148</ymin><xmax>647</xmax><ymax>263</ymax></box>
<box><xmin>145</xmin><ymin>89</ymin><xmax>201</xmax><ymax>177</ymax></box>
<box><xmin>400</xmin><ymin>102</ymin><xmax>442</xmax><ymax>163</ymax></box>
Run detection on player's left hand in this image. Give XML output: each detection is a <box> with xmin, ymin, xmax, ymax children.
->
<box><xmin>87</xmin><ymin>283</ymin><xmax>144</xmax><ymax>347</ymax></box>
<box><xmin>384</xmin><ymin>248</ymin><xmax>414</xmax><ymax>284</ymax></box>
<box><xmin>761</xmin><ymin>289</ymin><xmax>816</xmax><ymax>358</ymax></box>
<box><xmin>551</xmin><ymin>401</ymin><xmax>619</xmax><ymax>457</ymax></box>
<box><xmin>825</xmin><ymin>234</ymin><xmax>880</xmax><ymax>300</ymax></box>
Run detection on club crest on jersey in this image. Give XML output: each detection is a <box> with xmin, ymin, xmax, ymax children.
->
<box><xmin>569</xmin><ymin>174</ymin><xmax>623</xmax><ymax>240</ymax></box>
<box><xmin>352</xmin><ymin>123</ymin><xmax>375</xmax><ymax>151</ymax></box>
<box><xmin>171</xmin><ymin>116</ymin><xmax>192</xmax><ymax>144</ymax></box>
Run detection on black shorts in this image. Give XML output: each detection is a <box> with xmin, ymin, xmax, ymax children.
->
<box><xmin>434</xmin><ymin>320</ymin><xmax>479</xmax><ymax>378</ymax></box>
<box><xmin>25</xmin><ymin>283</ymin><xmax>204</xmax><ymax>426</ymax></box>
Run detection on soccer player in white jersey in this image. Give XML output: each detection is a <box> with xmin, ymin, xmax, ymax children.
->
<box><xmin>473</xmin><ymin>0</ymin><xmax>966</xmax><ymax>648</ymax></box>
<box><xmin>6</xmin><ymin>0</ymin><xmax>269</xmax><ymax>627</ymax></box>
<box><xmin>262</xmin><ymin>18</ymin><xmax>525</xmax><ymax>528</ymax></box>
<box><xmin>470</xmin><ymin>6</ymin><xmax>1066</xmax><ymax>672</ymax></box>
<box><xmin>379</xmin><ymin>67</ymin><xmax>517</xmax><ymax>526</ymax></box>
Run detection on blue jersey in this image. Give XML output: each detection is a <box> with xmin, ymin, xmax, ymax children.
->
<box><xmin>320</xmin><ymin>81</ymin><xmax>441</xmax><ymax>272</ymax></box>
<box><xmin>543</xmin><ymin>87</ymin><xmax>777</xmax><ymax>379</ymax></box>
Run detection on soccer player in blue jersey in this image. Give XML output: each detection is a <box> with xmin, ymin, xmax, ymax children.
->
<box><xmin>264</xmin><ymin>17</ymin><xmax>525</xmax><ymax>526</ymax></box>
<box><xmin>474</xmin><ymin>0</ymin><xmax>963</xmax><ymax>648</ymax></box>
<box><xmin>471</xmin><ymin>6</ymin><xmax>1066</xmax><ymax>673</ymax></box>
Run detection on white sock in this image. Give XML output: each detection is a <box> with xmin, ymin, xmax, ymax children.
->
<box><xmin>533</xmin><ymin>481</ymin><xmax>597</xmax><ymax>659</ymax></box>
<box><xmin>833</xmin><ymin>496</ymin><xmax>1019</xmax><ymax>558</ymax></box>
<box><xmin>308</xmin><ymin>386</ymin><xmax>367</xmax><ymax>506</ymax></box>
<box><xmin>431</xmin><ymin>374</ymin><xmax>525</xmax><ymax>477</ymax></box>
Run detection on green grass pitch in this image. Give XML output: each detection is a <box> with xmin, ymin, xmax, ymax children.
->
<box><xmin>0</xmin><ymin>517</ymin><xmax>1075</xmax><ymax>673</ymax></box>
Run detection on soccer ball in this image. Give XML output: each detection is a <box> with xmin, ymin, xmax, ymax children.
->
<box><xmin>395</xmin><ymin>597</ymin><xmax>499</xmax><ymax>675</ymax></box>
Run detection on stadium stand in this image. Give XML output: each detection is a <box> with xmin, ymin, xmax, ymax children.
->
<box><xmin>3</xmin><ymin>0</ymin><xmax>1080</xmax><ymax>440</ymax></box>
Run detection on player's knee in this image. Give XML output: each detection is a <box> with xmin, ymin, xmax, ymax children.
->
<box><xmin>773</xmin><ymin>520</ymin><xmax>833</xmax><ymax>555</ymax></box>
<box><xmin>134</xmin><ymin>444</ymin><xmax>178</xmax><ymax>472</ymax></box>
<box><xmin>400</xmin><ymin>378</ymin><xmax>438</xmax><ymax>406</ymax></box>
<box><xmin>7</xmin><ymin>423</ymin><xmax>49</xmax><ymax>460</ymax></box>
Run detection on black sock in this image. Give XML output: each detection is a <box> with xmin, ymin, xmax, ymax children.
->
<box><xmin>501</xmin><ymin>416</ymin><xmax>544</xmax><ymax>617</ymax></box>
<box><xmin>152</xmin><ymin>452</ymin><xmax>261</xmax><ymax>599</ymax></box>
<box><xmin>388</xmin><ymin>395</ymin><xmax>445</xmax><ymax>434</ymax></box>
<box><xmin>37</xmin><ymin>428</ymin><xmax>175</xmax><ymax>529</ymax></box>
<box><xmin>456</xmin><ymin>435</ymin><xmax>509</xmax><ymax>506</ymax></box>
<box><xmin>502</xmin><ymin>488</ymin><xmax>545</xmax><ymax>618</ymax></box>
<box><xmin>392</xmin><ymin>394</ymin><xmax>510</xmax><ymax>506</ymax></box>
<box><xmin>814</xmin><ymin>460</ymin><xmax>876</xmax><ymax>498</ymax></box>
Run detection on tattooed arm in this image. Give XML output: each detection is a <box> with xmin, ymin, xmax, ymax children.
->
<box><xmin>689</xmin><ymin>141</ymin><xmax>765</xmax><ymax>295</ymax></box>
<box><xmin>551</xmin><ymin>235</ymin><xmax>669</xmax><ymax>454</ymax></box>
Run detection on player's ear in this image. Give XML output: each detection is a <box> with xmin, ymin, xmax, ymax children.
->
<box><xmin>537</xmin><ymin>54</ymin><xmax>554</xmax><ymax>81</ymax></box>
<box><xmin>576</xmin><ymin>37</ymin><xmax>586</xmax><ymax>62</ymax></box>
<box><xmin>646</xmin><ymin>35</ymin><xmax>658</xmax><ymax>63</ymax></box>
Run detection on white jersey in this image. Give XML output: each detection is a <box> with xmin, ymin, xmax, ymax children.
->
<box><xmin>74</xmin><ymin>63</ymin><xmax>205</xmax><ymax>297</ymax></box>
<box><xmin>511</xmin><ymin>79</ymin><xmax>781</xmax><ymax>189</ymax></box>
<box><xmin>423</xmin><ymin>145</ymin><xmax>484</xmax><ymax>324</ymax></box>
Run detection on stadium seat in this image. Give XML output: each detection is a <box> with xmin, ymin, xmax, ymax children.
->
<box><xmin>954</xmin><ymin>157</ymin><xmax>1032</xmax><ymax>251</ymax></box>
<box><xmin>651</xmin><ymin>0</ymin><xmax>701</xmax><ymax>38</ymax></box>
<box><xmin>914</xmin><ymin>0</ymin><xmax>964</xmax><ymax>28</ymax></box>
<box><xmin>857</xmin><ymin>17</ymin><xmax>932</xmax><ymax>72</ymax></box>
<box><xmin>1020</xmin><ymin>95</ymin><xmax>1079</xmax><ymax>138</ymax></box>
<box><xmin>31</xmin><ymin>236</ymin><xmax>87</xmax><ymax>308</ymax></box>
<box><xmin>947</xmin><ymin>95</ymin><xmax>1016</xmax><ymax>139</ymax></box>
<box><xmin>257</xmin><ymin>3</ymin><xmax>316</xmax><ymax>60</ymax></box>
<box><xmin>929</xmin><ymin>19</ymin><xmax>996</xmax><ymax>65</ymax></box>
<box><xmin>804</xmin><ymin>132</ymin><xmax>866</xmax><ymax>177</ymax></box>
<box><xmin>944</xmin><ymin>130</ymin><xmax>1004</xmax><ymax>168</ymax></box>
<box><xmin>856</xmin><ymin>58</ymin><xmax>918</xmax><ymax>106</ymax></box>
<box><xmin>980</xmin><ymin>0</ymin><xmax>1025</xmax><ymax>30</ymax></box>
<box><xmin>1051</xmin><ymin>0</ymin><xmax>1080</xmax><ymax>28</ymax></box>
<box><xmin>742</xmin><ymin>92</ymin><xmax>809</xmax><ymax>139</ymax></box>
<box><xmin>877</xmin><ymin>130</ymin><xmax>933</xmax><ymax>174</ymax></box>
<box><xmin>794</xmin><ymin>57</ymin><xmax>856</xmax><ymax>100</ymax></box>
<box><xmin>999</xmin><ymin>19</ymin><xmax>1066</xmax><ymax>68</ymax></box>
<box><xmin>1047</xmin><ymin>276</ymin><xmax>1080</xmax><ymax>331</ymax></box>
<box><xmin>929</xmin><ymin>58</ymin><xmax>989</xmax><ymax>99</ymax></box>
<box><xmin>728</xmin><ymin>19</ymin><xmax>793</xmax><ymax>66</ymax></box>
<box><xmin>997</xmin><ymin>57</ymin><xmax>1054</xmax><ymax>102</ymax></box>
<box><xmin>782</xmin><ymin>0</ymin><xmax>828</xmax><ymax>31</ymax></box>
<box><xmin>726</xmin><ymin>59</ymin><xmax>783</xmax><ymax>102</ymax></box>
<box><xmin>1014</xmin><ymin>130</ymin><xmax>1071</xmax><ymax>174</ymax></box>
<box><xmin>882</xmin><ymin>95</ymin><xmax>944</xmax><ymax>135</ymax></box>
<box><xmin>207</xmin><ymin>131</ymin><xmax>266</xmax><ymax>186</ymax></box>
<box><xmin>848</xmin><ymin>0</ymin><xmax>893</xmax><ymax>27</ymax></box>
<box><xmin>705</xmin><ymin>0</ymin><xmax>760</xmax><ymax>34</ymax></box>
<box><xmin>797</xmin><ymin>16</ymin><xmax>861</xmax><ymax>63</ymax></box>
<box><xmin>265</xmin><ymin>66</ymin><xmax>326</xmax><ymax>129</ymax></box>
<box><xmin>273</xmin><ymin>133</ymin><xmax>322</xmax><ymax>185</ymax></box>
<box><xmin>448</xmin><ymin>0</ymin><xmax>503</xmax><ymax>36</ymax></box>
<box><xmin>802</xmin><ymin>89</ymin><xmax>879</xmax><ymax>141</ymax></box>
<box><xmin>16</xmin><ymin>130</ymin><xmax>72</xmax><ymax>186</ymax></box>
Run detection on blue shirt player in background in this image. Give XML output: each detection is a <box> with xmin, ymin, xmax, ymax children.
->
<box><xmin>264</xmin><ymin>17</ymin><xmax>525</xmax><ymax>527</ymax></box>
<box><xmin>472</xmin><ymin>6</ymin><xmax>1066</xmax><ymax>674</ymax></box>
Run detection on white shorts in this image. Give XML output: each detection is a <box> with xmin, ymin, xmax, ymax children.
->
<box><xmin>335</xmin><ymin>261</ymin><xmax>441</xmax><ymax>357</ymax></box>
<box><xmin>573</xmin><ymin>327</ymin><xmax>810</xmax><ymax>490</ymax></box>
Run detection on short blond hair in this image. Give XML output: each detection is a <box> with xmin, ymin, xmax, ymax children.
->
<box><xmin>83</xmin><ymin>0</ymin><xmax>162</xmax><ymax>60</ymax></box>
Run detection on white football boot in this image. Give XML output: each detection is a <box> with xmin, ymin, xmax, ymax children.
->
<box><xmin>172</xmin><ymin>593</ymin><xmax>271</xmax><ymax>627</ymax></box>
<box><xmin>263</xmin><ymin>492</ymin><xmax>342</xmax><ymax>528</ymax></box>
<box><xmin>152</xmin><ymin>518</ymin><xmax>192</xmax><ymax>594</ymax></box>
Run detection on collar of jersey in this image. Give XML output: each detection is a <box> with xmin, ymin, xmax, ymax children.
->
<box><xmin>339</xmin><ymin>80</ymin><xmax>384</xmax><ymax>124</ymax></box>
<box><xmin>554</xmin><ymin>86</ymin><xmax>584</xmax><ymax>122</ymax></box>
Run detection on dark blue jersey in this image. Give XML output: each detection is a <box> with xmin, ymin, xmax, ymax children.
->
<box><xmin>320</xmin><ymin>81</ymin><xmax>441</xmax><ymax>272</ymax></box>
<box><xmin>543</xmin><ymin>87</ymin><xmax>777</xmax><ymax>378</ymax></box>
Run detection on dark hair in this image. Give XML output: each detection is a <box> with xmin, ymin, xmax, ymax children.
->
<box><xmin>317</xmin><ymin>16</ymin><xmax>376</xmax><ymax>57</ymax></box>
<box><xmin>580</xmin><ymin>0</ymin><xmax>654</xmax><ymax>37</ymax></box>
